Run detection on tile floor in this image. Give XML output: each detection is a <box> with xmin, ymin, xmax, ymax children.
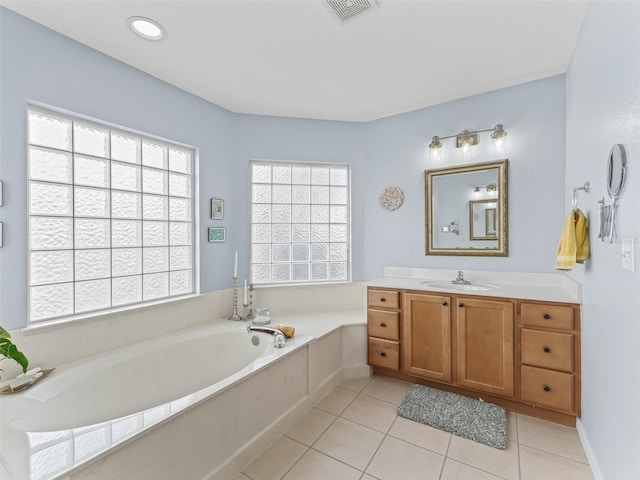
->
<box><xmin>237</xmin><ymin>376</ymin><xmax>594</xmax><ymax>480</ymax></box>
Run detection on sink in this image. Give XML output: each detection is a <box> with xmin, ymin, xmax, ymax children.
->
<box><xmin>420</xmin><ymin>281</ymin><xmax>499</xmax><ymax>292</ymax></box>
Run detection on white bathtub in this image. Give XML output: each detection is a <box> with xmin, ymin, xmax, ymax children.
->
<box><xmin>0</xmin><ymin>321</ymin><xmax>314</xmax><ymax>480</ymax></box>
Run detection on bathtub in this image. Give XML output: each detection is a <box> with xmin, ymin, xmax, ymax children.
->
<box><xmin>0</xmin><ymin>321</ymin><xmax>315</xmax><ymax>480</ymax></box>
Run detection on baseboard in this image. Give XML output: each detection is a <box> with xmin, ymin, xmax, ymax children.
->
<box><xmin>576</xmin><ymin>418</ymin><xmax>604</xmax><ymax>480</ymax></box>
<box><xmin>343</xmin><ymin>364</ymin><xmax>371</xmax><ymax>379</ymax></box>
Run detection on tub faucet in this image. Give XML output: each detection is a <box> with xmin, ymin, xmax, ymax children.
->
<box><xmin>246</xmin><ymin>325</ymin><xmax>286</xmax><ymax>348</ymax></box>
<box><xmin>452</xmin><ymin>270</ymin><xmax>471</xmax><ymax>285</ymax></box>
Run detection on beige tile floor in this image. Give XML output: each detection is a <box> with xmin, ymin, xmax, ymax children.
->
<box><xmin>238</xmin><ymin>376</ymin><xmax>594</xmax><ymax>480</ymax></box>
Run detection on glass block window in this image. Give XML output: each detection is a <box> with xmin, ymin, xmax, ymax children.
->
<box><xmin>27</xmin><ymin>106</ymin><xmax>195</xmax><ymax>323</ymax></box>
<box><xmin>250</xmin><ymin>161</ymin><xmax>350</xmax><ymax>285</ymax></box>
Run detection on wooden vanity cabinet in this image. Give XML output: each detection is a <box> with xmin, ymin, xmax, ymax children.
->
<box><xmin>519</xmin><ymin>301</ymin><xmax>581</xmax><ymax>416</ymax></box>
<box><xmin>367</xmin><ymin>286</ymin><xmax>581</xmax><ymax>426</ymax></box>
<box><xmin>402</xmin><ymin>292</ymin><xmax>452</xmax><ymax>382</ymax></box>
<box><xmin>367</xmin><ymin>289</ymin><xmax>401</xmax><ymax>370</ymax></box>
<box><xmin>456</xmin><ymin>297</ymin><xmax>514</xmax><ymax>398</ymax></box>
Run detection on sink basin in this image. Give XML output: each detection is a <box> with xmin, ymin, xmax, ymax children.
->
<box><xmin>420</xmin><ymin>281</ymin><xmax>499</xmax><ymax>292</ymax></box>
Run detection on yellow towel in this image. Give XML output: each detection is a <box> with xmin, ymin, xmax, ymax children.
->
<box><xmin>555</xmin><ymin>209</ymin><xmax>589</xmax><ymax>270</ymax></box>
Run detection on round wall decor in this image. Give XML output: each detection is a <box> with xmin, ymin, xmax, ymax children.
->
<box><xmin>379</xmin><ymin>186</ymin><xmax>404</xmax><ymax>211</ymax></box>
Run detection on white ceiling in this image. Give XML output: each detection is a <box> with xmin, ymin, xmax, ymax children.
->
<box><xmin>1</xmin><ymin>0</ymin><xmax>590</xmax><ymax>122</ymax></box>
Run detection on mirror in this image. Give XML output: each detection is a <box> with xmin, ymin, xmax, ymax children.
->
<box><xmin>607</xmin><ymin>144</ymin><xmax>627</xmax><ymax>200</ymax></box>
<box><xmin>425</xmin><ymin>159</ymin><xmax>508</xmax><ymax>256</ymax></box>
<box><xmin>469</xmin><ymin>199</ymin><xmax>498</xmax><ymax>240</ymax></box>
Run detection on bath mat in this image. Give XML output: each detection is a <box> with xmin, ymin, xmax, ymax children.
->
<box><xmin>397</xmin><ymin>384</ymin><xmax>507</xmax><ymax>449</ymax></box>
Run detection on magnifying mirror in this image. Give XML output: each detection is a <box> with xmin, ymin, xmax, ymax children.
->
<box><xmin>607</xmin><ymin>144</ymin><xmax>627</xmax><ymax>200</ymax></box>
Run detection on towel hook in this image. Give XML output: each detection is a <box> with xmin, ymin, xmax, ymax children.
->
<box><xmin>572</xmin><ymin>181</ymin><xmax>590</xmax><ymax>210</ymax></box>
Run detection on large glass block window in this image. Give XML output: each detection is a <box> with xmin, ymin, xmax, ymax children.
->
<box><xmin>250</xmin><ymin>161</ymin><xmax>350</xmax><ymax>285</ymax></box>
<box><xmin>27</xmin><ymin>107</ymin><xmax>195</xmax><ymax>323</ymax></box>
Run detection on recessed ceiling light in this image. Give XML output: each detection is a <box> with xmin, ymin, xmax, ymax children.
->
<box><xmin>127</xmin><ymin>16</ymin><xmax>165</xmax><ymax>41</ymax></box>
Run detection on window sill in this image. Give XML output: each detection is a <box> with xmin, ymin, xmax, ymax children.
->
<box><xmin>251</xmin><ymin>280</ymin><xmax>353</xmax><ymax>289</ymax></box>
<box><xmin>22</xmin><ymin>294</ymin><xmax>203</xmax><ymax>336</ymax></box>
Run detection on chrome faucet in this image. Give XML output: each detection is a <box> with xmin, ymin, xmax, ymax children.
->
<box><xmin>246</xmin><ymin>325</ymin><xmax>286</xmax><ymax>348</ymax></box>
<box><xmin>452</xmin><ymin>270</ymin><xmax>471</xmax><ymax>285</ymax></box>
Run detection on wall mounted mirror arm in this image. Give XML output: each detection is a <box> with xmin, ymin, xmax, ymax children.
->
<box><xmin>598</xmin><ymin>144</ymin><xmax>627</xmax><ymax>243</ymax></box>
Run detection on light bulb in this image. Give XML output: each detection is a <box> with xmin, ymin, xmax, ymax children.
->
<box><xmin>127</xmin><ymin>17</ymin><xmax>166</xmax><ymax>41</ymax></box>
<box><xmin>430</xmin><ymin>146</ymin><xmax>441</xmax><ymax>163</ymax></box>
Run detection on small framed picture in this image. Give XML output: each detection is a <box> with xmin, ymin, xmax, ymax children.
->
<box><xmin>208</xmin><ymin>227</ymin><xmax>226</xmax><ymax>243</ymax></box>
<box><xmin>211</xmin><ymin>198</ymin><xmax>224</xmax><ymax>220</ymax></box>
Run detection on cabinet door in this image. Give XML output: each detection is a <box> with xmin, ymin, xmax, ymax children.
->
<box><xmin>456</xmin><ymin>297</ymin><xmax>514</xmax><ymax>397</ymax></box>
<box><xmin>402</xmin><ymin>292</ymin><xmax>452</xmax><ymax>382</ymax></box>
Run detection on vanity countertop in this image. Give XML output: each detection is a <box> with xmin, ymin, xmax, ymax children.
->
<box><xmin>367</xmin><ymin>267</ymin><xmax>581</xmax><ymax>304</ymax></box>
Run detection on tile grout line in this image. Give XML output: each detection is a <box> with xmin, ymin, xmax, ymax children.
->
<box><xmin>516</xmin><ymin>413</ymin><xmax>522</xmax><ymax>480</ymax></box>
<box><xmin>518</xmin><ymin>442</ymin><xmax>592</xmax><ymax>466</ymax></box>
<box><xmin>438</xmin><ymin>433</ymin><xmax>454</xmax><ymax>480</ymax></box>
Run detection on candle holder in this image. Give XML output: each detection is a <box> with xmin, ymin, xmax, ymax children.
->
<box><xmin>228</xmin><ymin>276</ymin><xmax>243</xmax><ymax>321</ymax></box>
<box><xmin>245</xmin><ymin>283</ymin><xmax>256</xmax><ymax>322</ymax></box>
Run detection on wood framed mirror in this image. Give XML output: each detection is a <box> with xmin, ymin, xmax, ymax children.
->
<box><xmin>425</xmin><ymin>159</ymin><xmax>508</xmax><ymax>256</ymax></box>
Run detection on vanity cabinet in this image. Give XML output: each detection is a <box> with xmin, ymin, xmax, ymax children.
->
<box><xmin>367</xmin><ymin>287</ymin><xmax>581</xmax><ymax>426</ymax></box>
<box><xmin>402</xmin><ymin>292</ymin><xmax>452</xmax><ymax>382</ymax></box>
<box><xmin>456</xmin><ymin>297</ymin><xmax>514</xmax><ymax>397</ymax></box>
<box><xmin>519</xmin><ymin>301</ymin><xmax>580</xmax><ymax>415</ymax></box>
<box><xmin>367</xmin><ymin>289</ymin><xmax>401</xmax><ymax>370</ymax></box>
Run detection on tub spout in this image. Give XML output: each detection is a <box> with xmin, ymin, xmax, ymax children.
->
<box><xmin>246</xmin><ymin>325</ymin><xmax>286</xmax><ymax>348</ymax></box>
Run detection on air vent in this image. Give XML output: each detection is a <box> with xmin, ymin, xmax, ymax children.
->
<box><xmin>326</xmin><ymin>0</ymin><xmax>378</xmax><ymax>23</ymax></box>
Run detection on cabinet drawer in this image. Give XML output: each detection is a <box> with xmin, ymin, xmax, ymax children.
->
<box><xmin>521</xmin><ymin>303</ymin><xmax>573</xmax><ymax>330</ymax></box>
<box><xmin>368</xmin><ymin>310</ymin><xmax>400</xmax><ymax>341</ymax></box>
<box><xmin>521</xmin><ymin>365</ymin><xmax>574</xmax><ymax>412</ymax></box>
<box><xmin>368</xmin><ymin>289</ymin><xmax>400</xmax><ymax>309</ymax></box>
<box><xmin>521</xmin><ymin>329</ymin><xmax>574</xmax><ymax>372</ymax></box>
<box><xmin>368</xmin><ymin>338</ymin><xmax>399</xmax><ymax>370</ymax></box>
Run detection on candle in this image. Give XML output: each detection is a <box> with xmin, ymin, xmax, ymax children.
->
<box><xmin>233</xmin><ymin>251</ymin><xmax>238</xmax><ymax>278</ymax></box>
<box><xmin>244</xmin><ymin>279</ymin><xmax>248</xmax><ymax>305</ymax></box>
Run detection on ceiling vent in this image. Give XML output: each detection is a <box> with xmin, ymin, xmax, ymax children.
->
<box><xmin>326</xmin><ymin>0</ymin><xmax>378</xmax><ymax>23</ymax></box>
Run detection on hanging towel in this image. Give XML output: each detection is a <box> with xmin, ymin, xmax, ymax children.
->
<box><xmin>555</xmin><ymin>209</ymin><xmax>590</xmax><ymax>270</ymax></box>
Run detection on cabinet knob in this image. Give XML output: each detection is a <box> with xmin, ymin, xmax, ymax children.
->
<box><xmin>380</xmin><ymin>297</ymin><xmax>386</xmax><ymax>303</ymax></box>
<box><xmin>543</xmin><ymin>313</ymin><xmax>551</xmax><ymax>319</ymax></box>
<box><xmin>543</xmin><ymin>385</ymin><xmax>551</xmax><ymax>392</ymax></box>
<box><xmin>380</xmin><ymin>322</ymin><xmax>386</xmax><ymax>327</ymax></box>
<box><xmin>543</xmin><ymin>347</ymin><xmax>551</xmax><ymax>353</ymax></box>
<box><xmin>458</xmin><ymin>303</ymin><xmax>464</xmax><ymax>308</ymax></box>
<box><xmin>380</xmin><ymin>351</ymin><xmax>387</xmax><ymax>357</ymax></box>
<box><xmin>442</xmin><ymin>301</ymin><xmax>448</xmax><ymax>306</ymax></box>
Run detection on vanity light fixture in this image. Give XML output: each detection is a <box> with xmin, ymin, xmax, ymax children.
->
<box><xmin>473</xmin><ymin>183</ymin><xmax>498</xmax><ymax>194</ymax></box>
<box><xmin>429</xmin><ymin>124</ymin><xmax>507</xmax><ymax>162</ymax></box>
<box><xmin>127</xmin><ymin>16</ymin><xmax>166</xmax><ymax>41</ymax></box>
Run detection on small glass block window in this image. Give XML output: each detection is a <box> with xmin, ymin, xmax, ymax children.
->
<box><xmin>28</xmin><ymin>106</ymin><xmax>195</xmax><ymax>324</ymax></box>
<box><xmin>250</xmin><ymin>161</ymin><xmax>350</xmax><ymax>285</ymax></box>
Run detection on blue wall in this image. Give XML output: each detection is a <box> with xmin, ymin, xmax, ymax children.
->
<box><xmin>363</xmin><ymin>75</ymin><xmax>566</xmax><ymax>278</ymax></box>
<box><xmin>228</xmin><ymin>113</ymin><xmax>367</xmax><ymax>284</ymax></box>
<box><xmin>566</xmin><ymin>1</ymin><xmax>640</xmax><ymax>478</ymax></box>
<box><xmin>0</xmin><ymin>7</ymin><xmax>566</xmax><ymax>332</ymax></box>
<box><xmin>0</xmin><ymin>8</ymin><xmax>235</xmax><ymax>329</ymax></box>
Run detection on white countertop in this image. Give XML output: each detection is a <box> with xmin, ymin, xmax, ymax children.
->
<box><xmin>367</xmin><ymin>267</ymin><xmax>581</xmax><ymax>304</ymax></box>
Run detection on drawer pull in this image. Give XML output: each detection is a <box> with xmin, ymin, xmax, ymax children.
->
<box><xmin>380</xmin><ymin>351</ymin><xmax>387</xmax><ymax>357</ymax></box>
<box><xmin>543</xmin><ymin>313</ymin><xmax>551</xmax><ymax>319</ymax></box>
<box><xmin>380</xmin><ymin>297</ymin><xmax>386</xmax><ymax>302</ymax></box>
<box><xmin>379</xmin><ymin>322</ymin><xmax>387</xmax><ymax>327</ymax></box>
<box><xmin>458</xmin><ymin>303</ymin><xmax>464</xmax><ymax>308</ymax></box>
<box><xmin>442</xmin><ymin>301</ymin><xmax>448</xmax><ymax>306</ymax></box>
<box><xmin>543</xmin><ymin>385</ymin><xmax>551</xmax><ymax>392</ymax></box>
<box><xmin>543</xmin><ymin>347</ymin><xmax>551</xmax><ymax>353</ymax></box>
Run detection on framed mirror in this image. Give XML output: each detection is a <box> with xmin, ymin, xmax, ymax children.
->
<box><xmin>425</xmin><ymin>159</ymin><xmax>508</xmax><ymax>256</ymax></box>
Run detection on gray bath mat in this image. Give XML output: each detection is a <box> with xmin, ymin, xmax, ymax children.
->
<box><xmin>397</xmin><ymin>384</ymin><xmax>507</xmax><ymax>449</ymax></box>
